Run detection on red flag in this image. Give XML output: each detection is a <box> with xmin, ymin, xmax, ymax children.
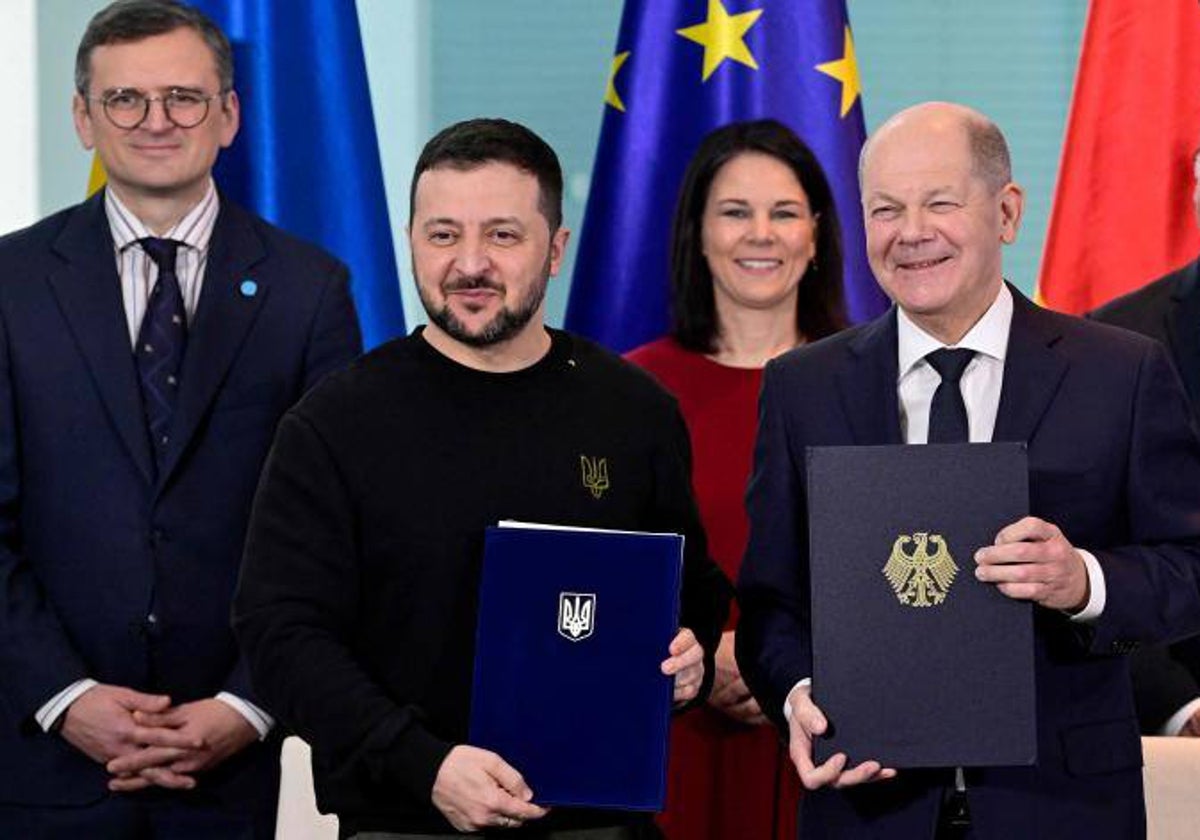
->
<box><xmin>1038</xmin><ymin>0</ymin><xmax>1200</xmax><ymax>314</ymax></box>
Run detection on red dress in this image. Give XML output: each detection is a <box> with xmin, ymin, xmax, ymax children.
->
<box><xmin>627</xmin><ymin>337</ymin><xmax>801</xmax><ymax>840</ymax></box>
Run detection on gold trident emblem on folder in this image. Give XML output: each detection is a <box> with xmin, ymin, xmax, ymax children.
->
<box><xmin>882</xmin><ymin>532</ymin><xmax>958</xmax><ymax>607</ymax></box>
<box><xmin>580</xmin><ymin>455</ymin><xmax>609</xmax><ymax>499</ymax></box>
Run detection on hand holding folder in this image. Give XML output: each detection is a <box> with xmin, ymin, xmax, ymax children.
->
<box><xmin>791</xmin><ymin>511</ymin><xmax>1087</xmax><ymax>791</ymax></box>
<box><xmin>432</xmin><ymin>745</ymin><xmax>549</xmax><ymax>833</ymax></box>
<box><xmin>662</xmin><ymin>627</ymin><xmax>705</xmax><ymax>706</ymax></box>
<box><xmin>785</xmin><ymin>685</ymin><xmax>897</xmax><ymax>791</ymax></box>
<box><xmin>806</xmin><ymin>444</ymin><xmax>1036</xmax><ymax>772</ymax></box>
<box><xmin>974</xmin><ymin>516</ymin><xmax>1091</xmax><ymax>612</ymax></box>
<box><xmin>469</xmin><ymin>521</ymin><xmax>685</xmax><ymax>810</ymax></box>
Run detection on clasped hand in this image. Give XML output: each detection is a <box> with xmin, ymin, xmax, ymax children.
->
<box><xmin>60</xmin><ymin>684</ymin><xmax>257</xmax><ymax>792</ymax></box>
<box><xmin>709</xmin><ymin>630</ymin><xmax>767</xmax><ymax>725</ymax></box>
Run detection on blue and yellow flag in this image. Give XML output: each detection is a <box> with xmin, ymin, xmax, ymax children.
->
<box><xmin>565</xmin><ymin>0</ymin><xmax>887</xmax><ymax>352</ymax></box>
<box><xmin>190</xmin><ymin>0</ymin><xmax>405</xmax><ymax>350</ymax></box>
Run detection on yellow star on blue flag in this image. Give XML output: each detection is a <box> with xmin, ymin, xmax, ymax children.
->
<box><xmin>606</xmin><ymin>51</ymin><xmax>631</xmax><ymax>112</ymax></box>
<box><xmin>676</xmin><ymin>0</ymin><xmax>764</xmax><ymax>82</ymax></box>
<box><xmin>815</xmin><ymin>25</ymin><xmax>861</xmax><ymax>118</ymax></box>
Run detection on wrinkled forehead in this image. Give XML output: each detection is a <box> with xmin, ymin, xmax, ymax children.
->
<box><xmin>87</xmin><ymin>29</ymin><xmax>220</xmax><ymax>91</ymax></box>
<box><xmin>863</xmin><ymin>136</ymin><xmax>976</xmax><ymax>199</ymax></box>
<box><xmin>413</xmin><ymin>162</ymin><xmax>544</xmax><ymax>222</ymax></box>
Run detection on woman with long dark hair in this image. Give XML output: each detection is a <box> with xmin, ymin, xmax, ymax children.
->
<box><xmin>628</xmin><ymin>119</ymin><xmax>848</xmax><ymax>840</ymax></box>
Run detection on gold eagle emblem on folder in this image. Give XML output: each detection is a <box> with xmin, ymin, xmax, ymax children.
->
<box><xmin>580</xmin><ymin>455</ymin><xmax>609</xmax><ymax>499</ymax></box>
<box><xmin>883</xmin><ymin>532</ymin><xmax>958</xmax><ymax>607</ymax></box>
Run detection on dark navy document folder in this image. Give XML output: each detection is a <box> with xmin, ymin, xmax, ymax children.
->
<box><xmin>469</xmin><ymin>521</ymin><xmax>684</xmax><ymax>810</ymax></box>
<box><xmin>807</xmin><ymin>444</ymin><xmax>1035</xmax><ymax>768</ymax></box>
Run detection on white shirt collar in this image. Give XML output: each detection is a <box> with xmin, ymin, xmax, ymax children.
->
<box><xmin>897</xmin><ymin>282</ymin><xmax>1013</xmax><ymax>379</ymax></box>
<box><xmin>104</xmin><ymin>180</ymin><xmax>220</xmax><ymax>253</ymax></box>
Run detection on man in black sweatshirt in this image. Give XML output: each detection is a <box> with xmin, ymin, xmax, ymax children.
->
<box><xmin>234</xmin><ymin>118</ymin><xmax>732</xmax><ymax>838</ymax></box>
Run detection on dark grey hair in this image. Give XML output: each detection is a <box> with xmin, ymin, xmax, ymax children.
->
<box><xmin>75</xmin><ymin>0</ymin><xmax>233</xmax><ymax>95</ymax></box>
<box><xmin>410</xmin><ymin>118</ymin><xmax>564</xmax><ymax>232</ymax></box>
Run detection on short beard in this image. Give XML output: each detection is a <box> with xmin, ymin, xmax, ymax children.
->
<box><xmin>418</xmin><ymin>266</ymin><xmax>550</xmax><ymax>348</ymax></box>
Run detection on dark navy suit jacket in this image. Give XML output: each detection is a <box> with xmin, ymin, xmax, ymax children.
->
<box><xmin>1091</xmin><ymin>259</ymin><xmax>1200</xmax><ymax>734</ymax></box>
<box><xmin>0</xmin><ymin>191</ymin><xmax>361</xmax><ymax>809</ymax></box>
<box><xmin>1091</xmin><ymin>258</ymin><xmax>1200</xmax><ymax>413</ymax></box>
<box><xmin>737</xmin><ymin>287</ymin><xmax>1200</xmax><ymax>839</ymax></box>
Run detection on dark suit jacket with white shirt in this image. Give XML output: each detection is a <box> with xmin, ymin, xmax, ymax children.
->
<box><xmin>737</xmin><ymin>286</ymin><xmax>1200</xmax><ymax>838</ymax></box>
<box><xmin>0</xmin><ymin>190</ymin><xmax>361</xmax><ymax>810</ymax></box>
<box><xmin>1090</xmin><ymin>258</ymin><xmax>1200</xmax><ymax>734</ymax></box>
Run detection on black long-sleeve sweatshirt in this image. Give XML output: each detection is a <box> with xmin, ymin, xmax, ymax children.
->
<box><xmin>234</xmin><ymin>328</ymin><xmax>732</xmax><ymax>835</ymax></box>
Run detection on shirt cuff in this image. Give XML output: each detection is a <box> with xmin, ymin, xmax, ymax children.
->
<box><xmin>215</xmin><ymin>692</ymin><xmax>274</xmax><ymax>740</ymax></box>
<box><xmin>1160</xmin><ymin>698</ymin><xmax>1200</xmax><ymax>736</ymax></box>
<box><xmin>782</xmin><ymin>678</ymin><xmax>812</xmax><ymax>722</ymax></box>
<box><xmin>1069</xmin><ymin>549</ymin><xmax>1105</xmax><ymax>622</ymax></box>
<box><xmin>36</xmin><ymin>678</ymin><xmax>99</xmax><ymax>732</ymax></box>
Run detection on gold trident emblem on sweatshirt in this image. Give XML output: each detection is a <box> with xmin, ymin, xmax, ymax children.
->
<box><xmin>580</xmin><ymin>455</ymin><xmax>610</xmax><ymax>499</ymax></box>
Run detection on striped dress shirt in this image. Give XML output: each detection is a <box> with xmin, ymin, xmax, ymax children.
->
<box><xmin>35</xmin><ymin>182</ymin><xmax>273</xmax><ymax>739</ymax></box>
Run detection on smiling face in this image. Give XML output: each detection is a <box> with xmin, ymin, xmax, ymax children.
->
<box><xmin>862</xmin><ymin>106</ymin><xmax>1023</xmax><ymax>344</ymax></box>
<box><xmin>73</xmin><ymin>27</ymin><xmax>238</xmax><ymax>211</ymax></box>
<box><xmin>700</xmin><ymin>152</ymin><xmax>818</xmax><ymax>319</ymax></box>
<box><xmin>410</xmin><ymin>161</ymin><xmax>568</xmax><ymax>352</ymax></box>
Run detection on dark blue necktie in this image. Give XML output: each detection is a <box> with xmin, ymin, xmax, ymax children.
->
<box><xmin>136</xmin><ymin>237</ymin><xmax>188</xmax><ymax>469</ymax></box>
<box><xmin>925</xmin><ymin>348</ymin><xmax>974</xmax><ymax>444</ymax></box>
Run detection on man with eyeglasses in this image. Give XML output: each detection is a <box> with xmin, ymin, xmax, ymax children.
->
<box><xmin>0</xmin><ymin>1</ymin><xmax>361</xmax><ymax>837</ymax></box>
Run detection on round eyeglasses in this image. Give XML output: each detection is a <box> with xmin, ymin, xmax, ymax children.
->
<box><xmin>88</xmin><ymin>88</ymin><xmax>225</xmax><ymax>130</ymax></box>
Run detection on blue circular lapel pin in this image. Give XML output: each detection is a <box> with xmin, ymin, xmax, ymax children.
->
<box><xmin>239</xmin><ymin>279</ymin><xmax>258</xmax><ymax>298</ymax></box>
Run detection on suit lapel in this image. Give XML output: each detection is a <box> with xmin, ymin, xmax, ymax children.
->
<box><xmin>1166</xmin><ymin>260</ymin><xmax>1200</xmax><ymax>407</ymax></box>
<box><xmin>46</xmin><ymin>193</ymin><xmax>156</xmax><ymax>484</ymax></box>
<box><xmin>993</xmin><ymin>287</ymin><xmax>1068</xmax><ymax>443</ymax></box>
<box><xmin>157</xmin><ymin>201</ymin><xmax>268</xmax><ymax>485</ymax></box>
<box><xmin>838</xmin><ymin>309</ymin><xmax>903</xmax><ymax>445</ymax></box>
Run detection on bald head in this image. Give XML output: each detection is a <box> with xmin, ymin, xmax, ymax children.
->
<box><xmin>860</xmin><ymin>102</ymin><xmax>1012</xmax><ymax>194</ymax></box>
<box><xmin>857</xmin><ymin>101</ymin><xmax>1025</xmax><ymax>345</ymax></box>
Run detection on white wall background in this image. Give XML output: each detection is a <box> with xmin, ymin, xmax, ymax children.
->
<box><xmin>0</xmin><ymin>0</ymin><xmax>38</xmax><ymax>234</ymax></box>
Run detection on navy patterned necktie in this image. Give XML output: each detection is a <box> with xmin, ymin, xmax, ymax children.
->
<box><xmin>925</xmin><ymin>348</ymin><xmax>975</xmax><ymax>444</ymax></box>
<box><xmin>135</xmin><ymin>237</ymin><xmax>188</xmax><ymax>469</ymax></box>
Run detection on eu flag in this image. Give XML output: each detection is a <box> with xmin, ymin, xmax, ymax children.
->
<box><xmin>565</xmin><ymin>0</ymin><xmax>887</xmax><ymax>352</ymax></box>
<box><xmin>190</xmin><ymin>0</ymin><xmax>405</xmax><ymax>350</ymax></box>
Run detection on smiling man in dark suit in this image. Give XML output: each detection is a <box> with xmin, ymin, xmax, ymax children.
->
<box><xmin>1090</xmin><ymin>145</ymin><xmax>1200</xmax><ymax>740</ymax></box>
<box><xmin>737</xmin><ymin>102</ymin><xmax>1200</xmax><ymax>839</ymax></box>
<box><xmin>0</xmin><ymin>1</ymin><xmax>361</xmax><ymax>836</ymax></box>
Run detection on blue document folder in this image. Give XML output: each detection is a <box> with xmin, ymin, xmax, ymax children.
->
<box><xmin>807</xmin><ymin>444</ymin><xmax>1036</xmax><ymax>768</ymax></box>
<box><xmin>469</xmin><ymin>521</ymin><xmax>684</xmax><ymax>810</ymax></box>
